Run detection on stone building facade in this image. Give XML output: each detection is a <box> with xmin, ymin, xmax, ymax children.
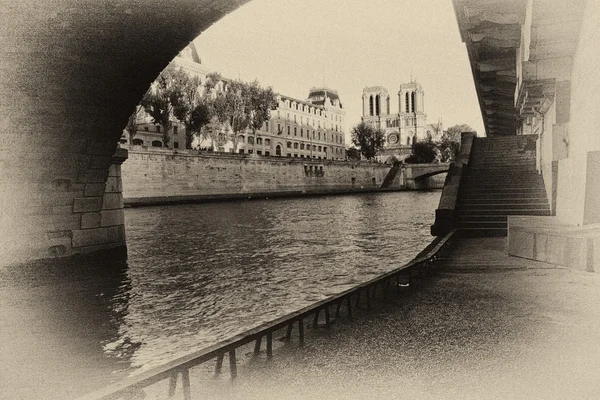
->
<box><xmin>235</xmin><ymin>88</ymin><xmax>346</xmax><ymax>160</ymax></box>
<box><xmin>124</xmin><ymin>43</ymin><xmax>346</xmax><ymax>160</ymax></box>
<box><xmin>362</xmin><ymin>81</ymin><xmax>433</xmax><ymax>160</ymax></box>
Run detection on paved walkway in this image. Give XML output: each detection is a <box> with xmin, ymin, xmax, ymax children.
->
<box><xmin>187</xmin><ymin>237</ymin><xmax>600</xmax><ymax>400</ymax></box>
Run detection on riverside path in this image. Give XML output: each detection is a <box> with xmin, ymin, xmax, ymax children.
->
<box><xmin>183</xmin><ymin>236</ymin><xmax>600</xmax><ymax>400</ymax></box>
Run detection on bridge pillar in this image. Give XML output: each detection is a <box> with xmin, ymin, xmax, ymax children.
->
<box><xmin>0</xmin><ymin>1</ymin><xmax>249</xmax><ymax>267</ymax></box>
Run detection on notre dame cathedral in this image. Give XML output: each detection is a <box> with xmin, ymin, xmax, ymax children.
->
<box><xmin>362</xmin><ymin>82</ymin><xmax>442</xmax><ymax>161</ymax></box>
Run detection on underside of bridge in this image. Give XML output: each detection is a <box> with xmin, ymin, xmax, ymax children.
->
<box><xmin>453</xmin><ymin>0</ymin><xmax>600</xmax><ymax>268</ymax></box>
<box><xmin>453</xmin><ymin>0</ymin><xmax>586</xmax><ymax>136</ymax></box>
<box><xmin>0</xmin><ymin>1</ymin><xmax>249</xmax><ymax>266</ymax></box>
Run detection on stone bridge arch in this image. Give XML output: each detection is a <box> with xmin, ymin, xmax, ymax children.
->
<box><xmin>0</xmin><ymin>0</ymin><xmax>251</xmax><ymax>266</ymax></box>
<box><xmin>403</xmin><ymin>163</ymin><xmax>450</xmax><ymax>189</ymax></box>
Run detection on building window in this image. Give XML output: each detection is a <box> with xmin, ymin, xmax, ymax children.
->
<box><xmin>313</xmin><ymin>145</ymin><xmax>316</xmax><ymax>151</ymax></box>
<box><xmin>265</xmin><ymin>121</ymin><xmax>269</xmax><ymax>131</ymax></box>
<box><xmin>257</xmin><ymin>150</ymin><xmax>262</xmax><ymax>155</ymax></box>
<box><xmin>287</xmin><ymin>142</ymin><xmax>292</xmax><ymax>148</ymax></box>
<box><xmin>411</xmin><ymin>91</ymin><xmax>416</xmax><ymax>112</ymax></box>
<box><xmin>144</xmin><ymin>126</ymin><xmax>149</xmax><ymax>131</ymax></box>
<box><xmin>300</xmin><ymin>143</ymin><xmax>305</xmax><ymax>150</ymax></box>
<box><xmin>276</xmin><ymin>145</ymin><xmax>282</xmax><ymax>156</ymax></box>
<box><xmin>265</xmin><ymin>138</ymin><xmax>271</xmax><ymax>145</ymax></box>
<box><xmin>265</xmin><ymin>151</ymin><xmax>270</xmax><ymax>156</ymax></box>
<box><xmin>256</xmin><ymin>137</ymin><xmax>262</xmax><ymax>145</ymax></box>
<box><xmin>277</xmin><ymin>124</ymin><xmax>281</xmax><ymax>134</ymax></box>
<box><xmin>248</xmin><ymin>136</ymin><xmax>254</xmax><ymax>144</ymax></box>
<box><xmin>248</xmin><ymin>149</ymin><xmax>253</xmax><ymax>154</ymax></box>
<box><xmin>239</xmin><ymin>135</ymin><xmax>245</xmax><ymax>143</ymax></box>
<box><xmin>133</xmin><ymin>138</ymin><xmax>144</xmax><ymax>145</ymax></box>
<box><xmin>294</xmin><ymin>153</ymin><xmax>298</xmax><ymax>157</ymax></box>
<box><xmin>318</xmin><ymin>132</ymin><xmax>321</xmax><ymax>140</ymax></box>
<box><xmin>369</xmin><ymin>95</ymin><xmax>374</xmax><ymax>116</ymax></box>
<box><xmin>293</xmin><ymin>142</ymin><xmax>298</xmax><ymax>149</ymax></box>
<box><xmin>301</xmin><ymin>129</ymin><xmax>303</xmax><ymax>137</ymax></box>
<box><xmin>318</xmin><ymin>146</ymin><xmax>322</xmax><ymax>152</ymax></box>
<box><xmin>287</xmin><ymin>153</ymin><xmax>291</xmax><ymax>157</ymax></box>
<box><xmin>405</xmin><ymin>92</ymin><xmax>410</xmax><ymax>113</ymax></box>
<box><xmin>239</xmin><ymin>149</ymin><xmax>245</xmax><ymax>154</ymax></box>
<box><xmin>412</xmin><ymin>135</ymin><xmax>416</xmax><ymax>145</ymax></box>
<box><xmin>294</xmin><ymin>127</ymin><xmax>297</xmax><ymax>136</ymax></box>
<box><xmin>287</xmin><ymin>126</ymin><xmax>291</xmax><ymax>135</ymax></box>
<box><xmin>152</xmin><ymin>140</ymin><xmax>162</xmax><ymax>147</ymax></box>
<box><xmin>323</xmin><ymin>147</ymin><xmax>327</xmax><ymax>153</ymax></box>
<box><xmin>375</xmin><ymin>94</ymin><xmax>380</xmax><ymax>116</ymax></box>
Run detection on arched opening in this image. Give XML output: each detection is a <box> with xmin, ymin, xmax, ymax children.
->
<box><xmin>411</xmin><ymin>91</ymin><xmax>416</xmax><ymax>112</ymax></box>
<box><xmin>369</xmin><ymin>95</ymin><xmax>374</xmax><ymax>116</ymax></box>
<box><xmin>405</xmin><ymin>92</ymin><xmax>410</xmax><ymax>113</ymax></box>
<box><xmin>375</xmin><ymin>94</ymin><xmax>380</xmax><ymax>116</ymax></box>
<box><xmin>151</xmin><ymin>140</ymin><xmax>163</xmax><ymax>147</ymax></box>
<box><xmin>276</xmin><ymin>145</ymin><xmax>282</xmax><ymax>156</ymax></box>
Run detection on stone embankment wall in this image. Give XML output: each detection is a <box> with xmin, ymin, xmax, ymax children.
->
<box><xmin>121</xmin><ymin>146</ymin><xmax>403</xmax><ymax>205</ymax></box>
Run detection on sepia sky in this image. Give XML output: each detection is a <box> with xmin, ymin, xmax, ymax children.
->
<box><xmin>193</xmin><ymin>0</ymin><xmax>485</xmax><ymax>138</ymax></box>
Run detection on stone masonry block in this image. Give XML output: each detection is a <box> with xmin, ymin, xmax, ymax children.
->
<box><xmin>84</xmin><ymin>183</ymin><xmax>107</xmax><ymax>197</ymax></box>
<box><xmin>72</xmin><ymin>227</ymin><xmax>108</xmax><ymax>248</ymax></box>
<box><xmin>101</xmin><ymin>209</ymin><xmax>124</xmax><ymax>227</ymax></box>
<box><xmin>102</xmin><ymin>193</ymin><xmax>123</xmax><ymax>210</ymax></box>
<box><xmin>73</xmin><ymin>197</ymin><xmax>103</xmax><ymax>213</ymax></box>
<box><xmin>107</xmin><ymin>225</ymin><xmax>126</xmax><ymax>244</ymax></box>
<box><xmin>81</xmin><ymin>212</ymin><xmax>102</xmax><ymax>229</ymax></box>
<box><xmin>108</xmin><ymin>164</ymin><xmax>121</xmax><ymax>178</ymax></box>
<box><xmin>89</xmin><ymin>155</ymin><xmax>113</xmax><ymax>170</ymax></box>
<box><xmin>105</xmin><ymin>176</ymin><xmax>122</xmax><ymax>193</ymax></box>
<box><xmin>79</xmin><ymin>168</ymin><xmax>109</xmax><ymax>184</ymax></box>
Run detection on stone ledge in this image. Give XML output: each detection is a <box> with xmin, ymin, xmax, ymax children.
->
<box><xmin>508</xmin><ymin>216</ymin><xmax>600</xmax><ymax>272</ymax></box>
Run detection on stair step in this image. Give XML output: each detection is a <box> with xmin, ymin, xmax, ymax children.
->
<box><xmin>459</xmin><ymin>197</ymin><xmax>548</xmax><ymax>204</ymax></box>
<box><xmin>457</xmin><ymin>209</ymin><xmax>551</xmax><ymax>215</ymax></box>
<box><xmin>460</xmin><ymin>188</ymin><xmax>546</xmax><ymax>193</ymax></box>
<box><xmin>458</xmin><ymin>215</ymin><xmax>508</xmax><ymax>222</ymax></box>
<box><xmin>458</xmin><ymin>228</ymin><xmax>507</xmax><ymax>237</ymax></box>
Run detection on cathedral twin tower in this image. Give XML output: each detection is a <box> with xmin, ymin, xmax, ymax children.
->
<box><xmin>362</xmin><ymin>82</ymin><xmax>428</xmax><ymax>160</ymax></box>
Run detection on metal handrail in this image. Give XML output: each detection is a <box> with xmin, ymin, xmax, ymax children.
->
<box><xmin>80</xmin><ymin>229</ymin><xmax>457</xmax><ymax>400</ymax></box>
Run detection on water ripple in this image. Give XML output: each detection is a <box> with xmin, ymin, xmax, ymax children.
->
<box><xmin>114</xmin><ymin>191</ymin><xmax>440</xmax><ymax>372</ymax></box>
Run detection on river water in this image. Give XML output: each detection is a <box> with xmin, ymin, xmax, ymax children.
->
<box><xmin>0</xmin><ymin>191</ymin><xmax>440</xmax><ymax>399</ymax></box>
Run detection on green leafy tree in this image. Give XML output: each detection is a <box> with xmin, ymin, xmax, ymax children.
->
<box><xmin>171</xmin><ymin>68</ymin><xmax>210</xmax><ymax>149</ymax></box>
<box><xmin>247</xmin><ymin>80</ymin><xmax>278</xmax><ymax>135</ymax></box>
<box><xmin>350</xmin><ymin>122</ymin><xmax>385</xmax><ymax>161</ymax></box>
<box><xmin>125</xmin><ymin>106</ymin><xmax>141</xmax><ymax>144</ymax></box>
<box><xmin>140</xmin><ymin>64</ymin><xmax>182</xmax><ymax>146</ymax></box>
<box><xmin>405</xmin><ymin>139</ymin><xmax>438</xmax><ymax>163</ymax></box>
<box><xmin>204</xmin><ymin>75</ymin><xmax>277</xmax><ymax>152</ymax></box>
<box><xmin>438</xmin><ymin>124</ymin><xmax>474</xmax><ymax>162</ymax></box>
<box><xmin>345</xmin><ymin>147</ymin><xmax>361</xmax><ymax>160</ymax></box>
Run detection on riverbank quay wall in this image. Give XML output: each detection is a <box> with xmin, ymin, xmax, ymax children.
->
<box><xmin>121</xmin><ymin>146</ymin><xmax>446</xmax><ymax>205</ymax></box>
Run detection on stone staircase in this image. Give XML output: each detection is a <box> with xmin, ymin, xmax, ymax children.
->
<box><xmin>456</xmin><ymin>135</ymin><xmax>551</xmax><ymax>236</ymax></box>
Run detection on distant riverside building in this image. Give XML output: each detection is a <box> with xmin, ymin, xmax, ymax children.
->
<box><xmin>362</xmin><ymin>82</ymin><xmax>441</xmax><ymax>160</ymax></box>
<box><xmin>123</xmin><ymin>43</ymin><xmax>346</xmax><ymax>160</ymax></box>
<box><xmin>235</xmin><ymin>87</ymin><xmax>346</xmax><ymax>160</ymax></box>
